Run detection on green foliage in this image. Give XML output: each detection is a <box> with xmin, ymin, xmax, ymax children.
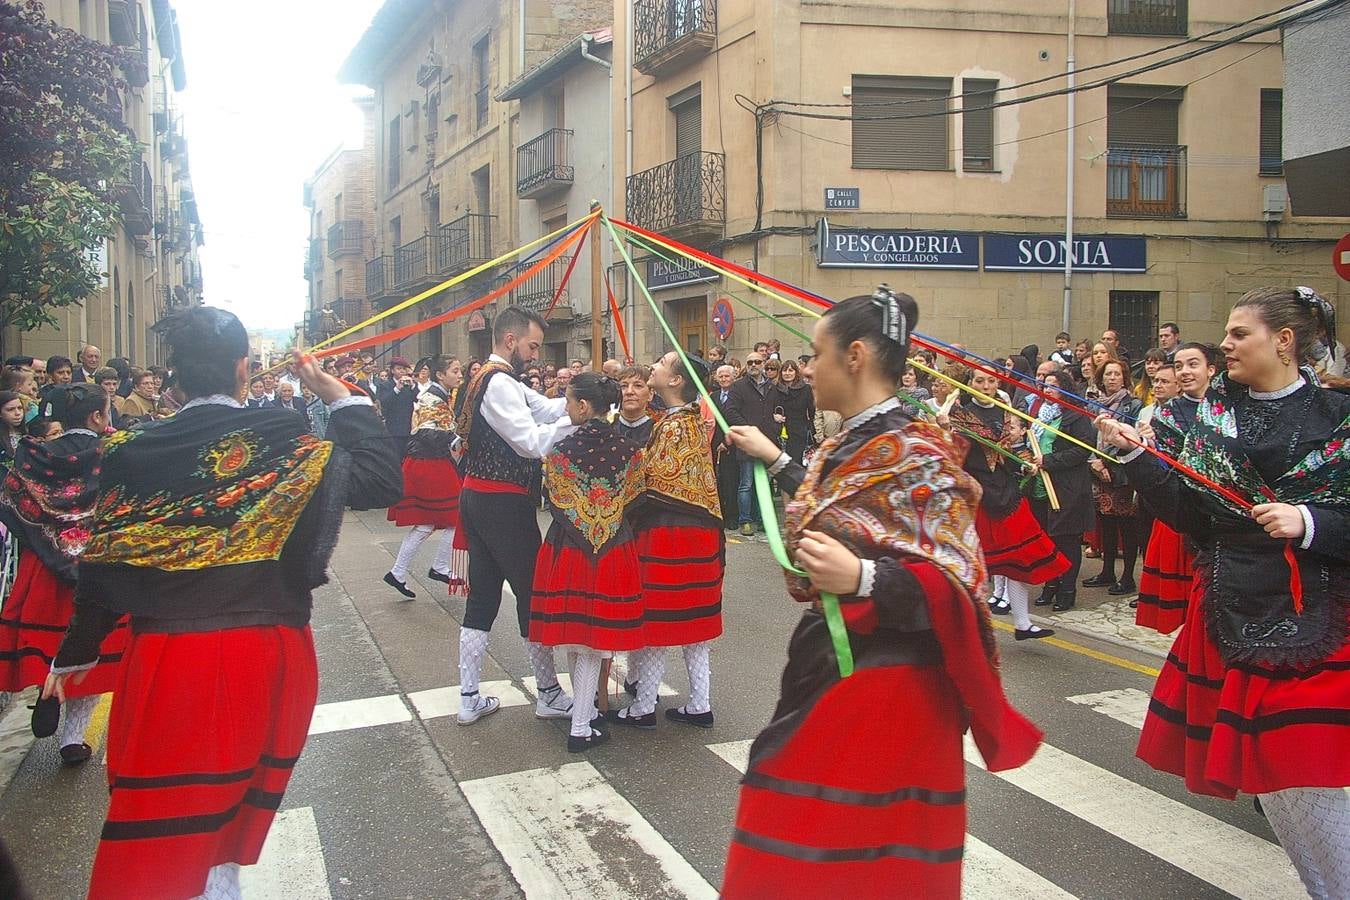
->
<box><xmin>0</xmin><ymin>0</ymin><xmax>136</xmax><ymax>331</ymax></box>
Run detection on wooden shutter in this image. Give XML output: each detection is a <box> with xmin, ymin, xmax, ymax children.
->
<box><xmin>962</xmin><ymin>78</ymin><xmax>997</xmax><ymax>171</ymax></box>
<box><xmin>852</xmin><ymin>75</ymin><xmax>950</xmax><ymax>170</ymax></box>
<box><xmin>1107</xmin><ymin>84</ymin><xmax>1181</xmax><ymax>145</ymax></box>
<box><xmin>674</xmin><ymin>96</ymin><xmax>702</xmax><ymax>159</ymax></box>
<box><xmin>1259</xmin><ymin>89</ymin><xmax>1283</xmax><ymax>175</ymax></box>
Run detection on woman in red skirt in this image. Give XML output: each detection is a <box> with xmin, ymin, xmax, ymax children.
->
<box><xmin>723</xmin><ymin>290</ymin><xmax>1041</xmax><ymax>898</ymax></box>
<box><xmin>948</xmin><ymin>369</ymin><xmax>1068</xmax><ymax>642</ymax></box>
<box><xmin>529</xmin><ymin>373</ymin><xmax>646</xmax><ymax>752</ymax></box>
<box><xmin>44</xmin><ymin>307</ymin><xmax>400</xmax><ymax>900</ymax></box>
<box><xmin>384</xmin><ymin>356</ymin><xmax>464</xmax><ymax>599</ymax></box>
<box><xmin>0</xmin><ymin>384</ymin><xmax>125</xmax><ymax>765</ymax></box>
<box><xmin>1100</xmin><ymin>287</ymin><xmax>1350</xmax><ymax>898</ymax></box>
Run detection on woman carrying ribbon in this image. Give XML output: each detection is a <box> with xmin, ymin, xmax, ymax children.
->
<box><xmin>721</xmin><ymin>289</ymin><xmax>1041</xmax><ymax>898</ymax></box>
<box><xmin>1097</xmin><ymin>287</ymin><xmax>1350</xmax><ymax>899</ymax></box>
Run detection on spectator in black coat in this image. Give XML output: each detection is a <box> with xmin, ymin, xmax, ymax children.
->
<box><xmin>725</xmin><ymin>352</ymin><xmax>778</xmax><ymax>535</ymax></box>
<box><xmin>773</xmin><ymin>360</ymin><xmax>815</xmax><ymax>467</ymax></box>
<box><xmin>709</xmin><ymin>364</ymin><xmax>740</xmax><ymax>528</ymax></box>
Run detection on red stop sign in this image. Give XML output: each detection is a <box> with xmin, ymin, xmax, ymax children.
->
<box><xmin>1335</xmin><ymin>233</ymin><xmax>1350</xmax><ymax>282</ymax></box>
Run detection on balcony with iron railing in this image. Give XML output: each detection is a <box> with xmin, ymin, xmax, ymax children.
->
<box><xmin>498</xmin><ymin>256</ymin><xmax>576</xmax><ymax>319</ymax></box>
<box><xmin>365</xmin><ymin>255</ymin><xmax>393</xmax><ymax>300</ymax></box>
<box><xmin>1107</xmin><ymin>0</ymin><xmax>1187</xmax><ymax>36</ymax></box>
<box><xmin>1107</xmin><ymin>144</ymin><xmax>1187</xmax><ymax>219</ymax></box>
<box><xmin>436</xmin><ymin>213</ymin><xmax>495</xmax><ymax>277</ymax></box>
<box><xmin>625</xmin><ymin>151</ymin><xmax>725</xmax><ymax>245</ymax></box>
<box><xmin>116</xmin><ymin>155</ymin><xmax>153</xmax><ymax>236</ymax></box>
<box><xmin>517</xmin><ymin>129</ymin><xmax>575</xmax><ymax>199</ymax></box>
<box><xmin>393</xmin><ymin>235</ymin><xmax>433</xmax><ymax>291</ymax></box>
<box><xmin>634</xmin><ymin>0</ymin><xmax>717</xmax><ymax>76</ymax></box>
<box><xmin>327</xmin><ymin>220</ymin><xmax>364</xmax><ymax>258</ymax></box>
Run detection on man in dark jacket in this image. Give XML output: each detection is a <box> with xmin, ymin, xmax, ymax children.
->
<box><xmin>376</xmin><ymin>355</ymin><xmax>416</xmax><ymax>445</ymax></box>
<box><xmin>724</xmin><ymin>353</ymin><xmax>779</xmax><ymax>536</ymax></box>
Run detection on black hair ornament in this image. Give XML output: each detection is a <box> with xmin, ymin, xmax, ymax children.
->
<box><xmin>871</xmin><ymin>285</ymin><xmax>906</xmax><ymax>346</ymax></box>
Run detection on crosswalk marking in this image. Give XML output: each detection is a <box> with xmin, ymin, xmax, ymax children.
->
<box><xmin>703</xmin><ymin>740</ymin><xmax>1076</xmax><ymax>899</ymax></box>
<box><xmin>460</xmin><ymin>762</ymin><xmax>717</xmax><ymax>899</ymax></box>
<box><xmin>308</xmin><ymin>694</ymin><xmax>411</xmax><ymax>736</ymax></box>
<box><xmin>1066</xmin><ymin>688</ymin><xmax>1151</xmax><ymax>729</ymax></box>
<box><xmin>523</xmin><ymin>664</ymin><xmax>678</xmax><ymax>704</ymax></box>
<box><xmin>240</xmin><ymin>806</ymin><xmax>333</xmax><ymax>899</ymax></box>
<box><xmin>407</xmin><ymin>681</ymin><xmax>531</xmax><ymax>720</ymax></box>
<box><xmin>963</xmin><ymin>736</ymin><xmax>1301</xmax><ymax>898</ymax></box>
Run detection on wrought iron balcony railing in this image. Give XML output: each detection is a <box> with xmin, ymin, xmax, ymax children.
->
<box><xmin>625</xmin><ymin>151</ymin><xmax>725</xmax><ymax>244</ymax></box>
<box><xmin>116</xmin><ymin>155</ymin><xmax>152</xmax><ymax>236</ymax></box>
<box><xmin>436</xmin><ymin>213</ymin><xmax>494</xmax><ymax>276</ymax></box>
<box><xmin>327</xmin><ymin>220</ymin><xmax>364</xmax><ymax>258</ymax></box>
<box><xmin>1107</xmin><ymin>144</ymin><xmax>1187</xmax><ymax>219</ymax></box>
<box><xmin>365</xmin><ymin>255</ymin><xmax>393</xmax><ymax>299</ymax></box>
<box><xmin>634</xmin><ymin>0</ymin><xmax>717</xmax><ymax>76</ymax></box>
<box><xmin>393</xmin><ymin>235</ymin><xmax>432</xmax><ymax>290</ymax></box>
<box><xmin>1107</xmin><ymin>0</ymin><xmax>1187</xmax><ymax>36</ymax></box>
<box><xmin>500</xmin><ymin>256</ymin><xmax>575</xmax><ymax>316</ymax></box>
<box><xmin>517</xmin><ymin>129</ymin><xmax>575</xmax><ymax>199</ymax></box>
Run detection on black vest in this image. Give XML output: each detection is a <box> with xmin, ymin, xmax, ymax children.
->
<box><xmin>463</xmin><ymin>370</ymin><xmax>541</xmax><ymax>492</ymax></box>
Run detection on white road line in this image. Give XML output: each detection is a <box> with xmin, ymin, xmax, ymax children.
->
<box><xmin>307</xmin><ymin>694</ymin><xmax>411</xmax><ymax>736</ymax></box>
<box><xmin>963</xmin><ymin>736</ymin><xmax>1301</xmax><ymax>899</ymax></box>
<box><xmin>1066</xmin><ymin>688</ymin><xmax>1151</xmax><ymax>730</ymax></box>
<box><xmin>523</xmin><ymin>667</ymin><xmax>678</xmax><ymax>704</ymax></box>
<box><xmin>0</xmin><ymin>688</ymin><xmax>36</xmax><ymax>798</ymax></box>
<box><xmin>461</xmin><ymin>762</ymin><xmax>717</xmax><ymax>900</ymax></box>
<box><xmin>407</xmin><ymin>681</ymin><xmax>531</xmax><ymax>720</ymax></box>
<box><xmin>703</xmin><ymin>740</ymin><xmax>1076</xmax><ymax>899</ymax></box>
<box><xmin>240</xmin><ymin>806</ymin><xmax>333</xmax><ymax>899</ymax></box>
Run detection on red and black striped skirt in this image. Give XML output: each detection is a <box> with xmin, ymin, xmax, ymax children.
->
<box><xmin>1136</xmin><ymin>579</ymin><xmax>1350</xmax><ymax>799</ymax></box>
<box><xmin>974</xmin><ymin>500</ymin><xmax>1070</xmax><ymax>585</ymax></box>
<box><xmin>1135</xmin><ymin>522</ymin><xmax>1194</xmax><ymax>635</ymax></box>
<box><xmin>387</xmin><ymin>457</ymin><xmax>461</xmax><ymax>528</ymax></box>
<box><xmin>0</xmin><ymin>552</ymin><xmax>127</xmax><ymax>696</ymax></box>
<box><xmin>722</xmin><ymin>664</ymin><xmax>967</xmax><ymax>899</ymax></box>
<box><xmin>637</xmin><ymin>524</ymin><xmax>724</xmax><ymax>647</ymax></box>
<box><xmin>89</xmin><ymin>624</ymin><xmax>318</xmax><ymax>900</ymax></box>
<box><xmin>528</xmin><ymin>538</ymin><xmax>645</xmax><ymax>652</ymax></box>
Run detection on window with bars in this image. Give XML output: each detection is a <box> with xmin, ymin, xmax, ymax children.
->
<box><xmin>1108</xmin><ymin>0</ymin><xmax>1187</xmax><ymax>36</ymax></box>
<box><xmin>851</xmin><ymin>75</ymin><xmax>951</xmax><ymax>171</ymax></box>
<box><xmin>1109</xmin><ymin>290</ymin><xmax>1159</xmax><ymax>358</ymax></box>
<box><xmin>962</xmin><ymin>78</ymin><xmax>997</xmax><ymax>172</ymax></box>
<box><xmin>1259</xmin><ymin>89</ymin><xmax>1283</xmax><ymax>176</ymax></box>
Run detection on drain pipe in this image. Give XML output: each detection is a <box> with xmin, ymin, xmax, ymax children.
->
<box><xmin>624</xmin><ymin>0</ymin><xmax>636</xmax><ymax>357</ymax></box>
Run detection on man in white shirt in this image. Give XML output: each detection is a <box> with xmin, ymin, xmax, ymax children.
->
<box><xmin>453</xmin><ymin>306</ymin><xmax>577</xmax><ymax>725</ymax></box>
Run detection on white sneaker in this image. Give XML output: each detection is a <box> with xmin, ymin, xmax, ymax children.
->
<box><xmin>457</xmin><ymin>695</ymin><xmax>501</xmax><ymax>725</ymax></box>
<box><xmin>535</xmin><ymin>687</ymin><xmax>573</xmax><ymax>719</ymax></box>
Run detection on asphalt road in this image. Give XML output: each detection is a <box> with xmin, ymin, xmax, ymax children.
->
<box><xmin>0</xmin><ymin>509</ymin><xmax>1306</xmax><ymax>899</ymax></box>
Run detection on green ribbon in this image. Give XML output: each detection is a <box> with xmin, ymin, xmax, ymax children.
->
<box><xmin>603</xmin><ymin>216</ymin><xmax>855</xmax><ymax>678</ymax></box>
<box><xmin>896</xmin><ymin>388</ymin><xmax>1030</xmax><ymax>470</ymax></box>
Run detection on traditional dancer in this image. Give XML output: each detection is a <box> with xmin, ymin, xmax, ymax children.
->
<box><xmin>43</xmin><ymin>307</ymin><xmax>400</xmax><ymax>900</ymax></box>
<box><xmin>0</xmin><ymin>385</ymin><xmax>124</xmax><ymax>765</ymax></box>
<box><xmin>384</xmin><ymin>356</ymin><xmax>464</xmax><ymax>599</ymax></box>
<box><xmin>614</xmin><ymin>364</ymin><xmax>660</xmax><ymax>445</ymax></box>
<box><xmin>721</xmin><ymin>290</ymin><xmax>1041</xmax><ymax>898</ymax></box>
<box><xmin>452</xmin><ymin>307</ymin><xmax>577</xmax><ymax>726</ymax></box>
<box><xmin>609</xmin><ymin>351</ymin><xmax>724</xmax><ymax>730</ymax></box>
<box><xmin>949</xmin><ymin>369</ymin><xmax>1068</xmax><ymax>641</ymax></box>
<box><xmin>1099</xmin><ymin>287</ymin><xmax>1350</xmax><ymax>899</ymax></box>
<box><xmin>528</xmin><ymin>373</ymin><xmax>646</xmax><ymax>752</ymax></box>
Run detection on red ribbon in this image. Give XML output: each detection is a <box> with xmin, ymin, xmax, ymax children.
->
<box><xmin>544</xmin><ymin>225</ymin><xmax>588</xmax><ymax>317</ymax></box>
<box><xmin>604</xmin><ymin>273</ymin><xmax>631</xmax><ymax>359</ymax></box>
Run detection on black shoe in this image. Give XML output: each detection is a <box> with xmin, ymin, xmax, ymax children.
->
<box><xmin>1081</xmin><ymin>572</ymin><xmax>1115</xmax><ymax>588</ymax></box>
<box><xmin>30</xmin><ymin>695</ymin><xmax>60</xmax><ymax>738</ymax></box>
<box><xmin>1014</xmin><ymin>626</ymin><xmax>1055</xmax><ymax>641</ymax></box>
<box><xmin>1052</xmin><ymin>596</ymin><xmax>1077</xmax><ymax>611</ymax></box>
<box><xmin>383</xmin><ymin>572</ymin><xmax>416</xmax><ymax>599</ymax></box>
<box><xmin>1034</xmin><ymin>585</ymin><xmax>1057</xmax><ymax>607</ymax></box>
<box><xmin>988</xmin><ymin>598</ymin><xmax>1011</xmax><ymax>615</ymax></box>
<box><xmin>567</xmin><ymin>729</ymin><xmax>611</xmax><ymax>753</ymax></box>
<box><xmin>605</xmin><ymin>708</ymin><xmax>656</xmax><ymax>729</ymax></box>
<box><xmin>426</xmin><ymin>568</ymin><xmax>451</xmax><ymax>585</ymax></box>
<box><xmin>623</xmin><ymin>679</ymin><xmax>638</xmax><ymax>698</ymax></box>
<box><xmin>1129</xmin><ymin>598</ymin><xmax>1139</xmax><ymax>609</ymax></box>
<box><xmin>1107</xmin><ymin>579</ymin><xmax>1137</xmax><ymax>596</ymax></box>
<box><xmin>59</xmin><ymin>742</ymin><xmax>92</xmax><ymax>766</ymax></box>
<box><xmin>665</xmin><ymin>707</ymin><xmax>714</xmax><ymax>729</ymax></box>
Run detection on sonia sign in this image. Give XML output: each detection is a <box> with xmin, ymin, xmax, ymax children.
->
<box><xmin>983</xmin><ymin>233</ymin><xmax>1147</xmax><ymax>273</ymax></box>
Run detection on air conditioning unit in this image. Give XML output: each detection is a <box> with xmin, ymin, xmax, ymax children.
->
<box><xmin>1263</xmin><ymin>183</ymin><xmax>1288</xmax><ymax>222</ymax></box>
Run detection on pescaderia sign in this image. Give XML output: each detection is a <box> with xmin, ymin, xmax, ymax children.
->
<box><xmin>816</xmin><ymin>218</ymin><xmax>979</xmax><ymax>270</ymax></box>
<box><xmin>646</xmin><ymin>256</ymin><xmax>720</xmax><ymax>290</ymax></box>
<box><xmin>983</xmin><ymin>233</ymin><xmax>1147</xmax><ymax>273</ymax></box>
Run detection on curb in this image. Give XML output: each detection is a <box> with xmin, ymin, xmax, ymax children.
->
<box><xmin>1029</xmin><ymin>612</ymin><xmax>1170</xmax><ymax>662</ymax></box>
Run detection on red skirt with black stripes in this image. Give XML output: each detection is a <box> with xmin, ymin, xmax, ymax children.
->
<box><xmin>528</xmin><ymin>536</ymin><xmax>645</xmax><ymax>652</ymax></box>
<box><xmin>90</xmin><ymin>625</ymin><xmax>318</xmax><ymax>900</ymax></box>
<box><xmin>637</xmin><ymin>524</ymin><xmax>724</xmax><ymax>646</ymax></box>
<box><xmin>722</xmin><ymin>664</ymin><xmax>967</xmax><ymax>899</ymax></box>
<box><xmin>974</xmin><ymin>500</ymin><xmax>1070</xmax><ymax>585</ymax></box>
<box><xmin>1135</xmin><ymin>522</ymin><xmax>1194</xmax><ymax>635</ymax></box>
<box><xmin>0</xmin><ymin>552</ymin><xmax>128</xmax><ymax>696</ymax></box>
<box><xmin>387</xmin><ymin>457</ymin><xmax>460</xmax><ymax>528</ymax></box>
<box><xmin>1136</xmin><ymin>579</ymin><xmax>1350</xmax><ymax>799</ymax></box>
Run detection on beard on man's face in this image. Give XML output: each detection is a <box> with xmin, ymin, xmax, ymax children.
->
<box><xmin>509</xmin><ymin>344</ymin><xmax>530</xmax><ymax>374</ymax></box>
